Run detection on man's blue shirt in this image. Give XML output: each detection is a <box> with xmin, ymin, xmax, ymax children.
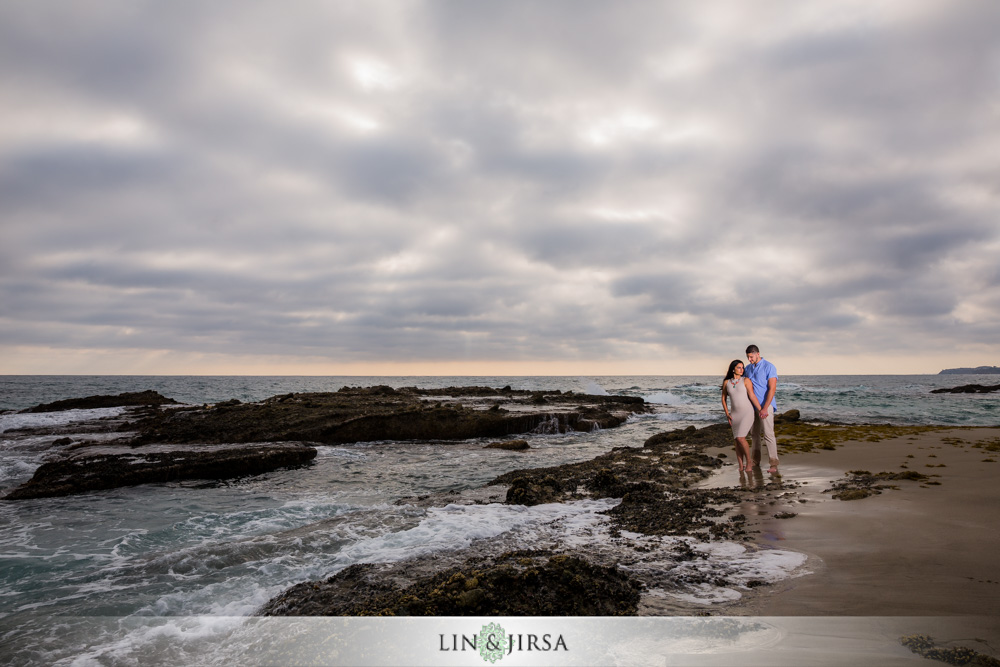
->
<box><xmin>745</xmin><ymin>358</ymin><xmax>777</xmax><ymax>409</ymax></box>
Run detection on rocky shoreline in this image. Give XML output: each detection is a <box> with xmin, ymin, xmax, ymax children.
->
<box><xmin>2</xmin><ymin>386</ymin><xmax>646</xmax><ymax>500</ymax></box>
<box><xmin>259</xmin><ymin>411</ymin><xmax>809</xmax><ymax>617</ymax></box>
<box><xmin>256</xmin><ymin>411</ymin><xmax>965</xmax><ymax>618</ymax></box>
<box><xmin>4</xmin><ymin>386</ymin><xmax>948</xmax><ymax>619</ymax></box>
<box><xmin>2</xmin><ymin>386</ymin><xmax>810</xmax><ymax>616</ymax></box>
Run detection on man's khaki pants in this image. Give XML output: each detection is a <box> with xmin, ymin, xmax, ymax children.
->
<box><xmin>751</xmin><ymin>410</ymin><xmax>779</xmax><ymax>468</ymax></box>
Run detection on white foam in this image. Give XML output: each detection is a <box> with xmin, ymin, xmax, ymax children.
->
<box><xmin>341</xmin><ymin>499</ymin><xmax>616</xmax><ymax>566</ymax></box>
<box><xmin>784</xmin><ymin>383</ymin><xmax>867</xmax><ymax>394</ymax></box>
<box><xmin>13</xmin><ymin>496</ymin><xmax>812</xmax><ymax>665</ymax></box>
<box><xmin>645</xmin><ymin>391</ymin><xmax>689</xmax><ymax>406</ymax></box>
<box><xmin>109</xmin><ymin>500</ymin><xmax>364</xmax><ymax>565</ymax></box>
<box><xmin>118</xmin><ymin>501</ymin><xmax>617</xmax><ymax>621</ymax></box>
<box><xmin>315</xmin><ymin>447</ymin><xmax>368</xmax><ymax>461</ymax></box>
<box><xmin>655</xmin><ymin>412</ymin><xmax>717</xmax><ymax>422</ymax></box>
<box><xmin>664</xmin><ymin>541</ymin><xmax>809</xmax><ymax>605</ymax></box>
<box><xmin>63</xmin><ymin>616</ymin><xmax>247</xmax><ymax>667</ymax></box>
<box><xmin>0</xmin><ymin>458</ymin><xmax>43</xmax><ymax>484</ymax></box>
<box><xmin>0</xmin><ymin>407</ymin><xmax>129</xmax><ymax>433</ymax></box>
<box><xmin>549</xmin><ymin>518</ymin><xmax>810</xmax><ymax>609</ymax></box>
<box><xmin>669</xmin><ymin>583</ymin><xmax>744</xmax><ymax>605</ymax></box>
<box><xmin>585</xmin><ymin>381</ymin><xmax>610</xmax><ymax>396</ymax></box>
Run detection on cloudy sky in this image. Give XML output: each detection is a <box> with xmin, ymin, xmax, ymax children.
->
<box><xmin>1</xmin><ymin>1</ymin><xmax>998</xmax><ymax>375</ymax></box>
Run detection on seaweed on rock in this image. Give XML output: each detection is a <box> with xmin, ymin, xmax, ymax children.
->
<box><xmin>258</xmin><ymin>552</ymin><xmax>641</xmax><ymax>616</ymax></box>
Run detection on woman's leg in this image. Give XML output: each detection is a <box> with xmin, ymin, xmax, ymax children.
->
<box><xmin>734</xmin><ymin>437</ymin><xmax>750</xmax><ymax>471</ymax></box>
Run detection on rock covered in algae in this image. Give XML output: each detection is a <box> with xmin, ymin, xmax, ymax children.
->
<box><xmin>827</xmin><ymin>469</ymin><xmax>934</xmax><ymax>501</ymax></box>
<box><xmin>258</xmin><ymin>551</ymin><xmax>641</xmax><ymax>616</ymax></box>
<box><xmin>900</xmin><ymin>634</ymin><xmax>1000</xmax><ymax>666</ymax></box>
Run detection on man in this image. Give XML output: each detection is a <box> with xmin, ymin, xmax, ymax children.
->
<box><xmin>744</xmin><ymin>344</ymin><xmax>779</xmax><ymax>473</ymax></box>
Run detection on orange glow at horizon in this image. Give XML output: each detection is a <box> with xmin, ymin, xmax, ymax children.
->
<box><xmin>0</xmin><ymin>345</ymin><xmax>979</xmax><ymax>376</ymax></box>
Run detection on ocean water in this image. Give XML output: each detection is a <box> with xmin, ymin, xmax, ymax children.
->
<box><xmin>0</xmin><ymin>375</ymin><xmax>996</xmax><ymax>665</ymax></box>
<box><xmin>2</xmin><ymin>373</ymin><xmax>998</xmax><ymax>424</ymax></box>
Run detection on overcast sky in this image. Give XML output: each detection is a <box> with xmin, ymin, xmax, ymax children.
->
<box><xmin>1</xmin><ymin>1</ymin><xmax>998</xmax><ymax>375</ymax></box>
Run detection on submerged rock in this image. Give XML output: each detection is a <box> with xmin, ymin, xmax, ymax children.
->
<box><xmin>21</xmin><ymin>390</ymin><xmax>179</xmax><ymax>413</ymax></box>
<box><xmin>258</xmin><ymin>551</ymin><xmax>640</xmax><ymax>616</ymax></box>
<box><xmin>930</xmin><ymin>383</ymin><xmax>1000</xmax><ymax>394</ymax></box>
<box><xmin>3</xmin><ymin>442</ymin><xmax>317</xmax><ymax>500</ymax></box>
<box><xmin>485</xmin><ymin>439</ymin><xmax>530</xmax><ymax>451</ymax></box>
<box><xmin>504</xmin><ymin>475</ymin><xmax>564</xmax><ymax>505</ymax></box>
<box><xmin>826</xmin><ymin>469</ymin><xmax>935</xmax><ymax>501</ymax></box>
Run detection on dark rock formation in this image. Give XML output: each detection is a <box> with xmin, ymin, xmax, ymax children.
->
<box><xmin>21</xmin><ymin>390</ymin><xmax>179</xmax><ymax>413</ymax></box>
<box><xmin>503</xmin><ymin>474</ymin><xmax>566</xmax><ymax>505</ymax></box>
<box><xmin>4</xmin><ymin>386</ymin><xmax>644</xmax><ymax>499</ymax></box>
<box><xmin>258</xmin><ymin>551</ymin><xmax>640</xmax><ymax>616</ymax></box>
<box><xmin>3</xmin><ymin>442</ymin><xmax>316</xmax><ymax>500</ymax></box>
<box><xmin>127</xmin><ymin>386</ymin><xmax>646</xmax><ymax>446</ymax></box>
<box><xmin>484</xmin><ymin>417</ymin><xmax>808</xmax><ymax>539</ymax></box>
<box><xmin>641</xmin><ymin>423</ymin><xmax>734</xmax><ymax>450</ymax></box>
<box><xmin>930</xmin><ymin>384</ymin><xmax>1000</xmax><ymax>394</ymax></box>
<box><xmin>488</xmin><ymin>411</ymin><xmax>799</xmax><ymax>538</ymax></box>
<box><xmin>485</xmin><ymin>439</ymin><xmax>530</xmax><ymax>451</ymax></box>
<box><xmin>775</xmin><ymin>409</ymin><xmax>801</xmax><ymax>423</ymax></box>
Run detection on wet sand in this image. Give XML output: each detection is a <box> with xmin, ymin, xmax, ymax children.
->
<box><xmin>710</xmin><ymin>426</ymin><xmax>1000</xmax><ymax>620</ymax></box>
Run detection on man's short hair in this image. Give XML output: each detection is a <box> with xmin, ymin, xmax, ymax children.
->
<box><xmin>746</xmin><ymin>344</ymin><xmax>760</xmax><ymax>355</ymax></box>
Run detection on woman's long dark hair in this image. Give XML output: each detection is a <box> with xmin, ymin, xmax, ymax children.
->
<box><xmin>722</xmin><ymin>359</ymin><xmax>743</xmax><ymax>389</ymax></box>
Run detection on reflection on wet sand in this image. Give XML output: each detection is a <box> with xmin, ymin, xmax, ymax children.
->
<box><xmin>738</xmin><ymin>465</ymin><xmax>786</xmax><ymax>491</ymax></box>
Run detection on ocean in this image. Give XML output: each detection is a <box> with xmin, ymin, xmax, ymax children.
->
<box><xmin>0</xmin><ymin>374</ymin><xmax>996</xmax><ymax>665</ymax></box>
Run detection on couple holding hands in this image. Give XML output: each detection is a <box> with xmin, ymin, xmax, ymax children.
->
<box><xmin>722</xmin><ymin>344</ymin><xmax>779</xmax><ymax>474</ymax></box>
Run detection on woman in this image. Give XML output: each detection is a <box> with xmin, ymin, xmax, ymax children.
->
<box><xmin>721</xmin><ymin>359</ymin><xmax>762</xmax><ymax>473</ymax></box>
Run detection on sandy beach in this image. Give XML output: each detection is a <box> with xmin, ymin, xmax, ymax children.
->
<box><xmin>736</xmin><ymin>426</ymin><xmax>1000</xmax><ymax>616</ymax></box>
<box><xmin>696</xmin><ymin>425</ymin><xmax>1000</xmax><ymax>662</ymax></box>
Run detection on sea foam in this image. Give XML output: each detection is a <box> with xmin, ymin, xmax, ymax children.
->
<box><xmin>0</xmin><ymin>407</ymin><xmax>129</xmax><ymax>433</ymax></box>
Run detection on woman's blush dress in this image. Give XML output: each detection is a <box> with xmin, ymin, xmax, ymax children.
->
<box><xmin>725</xmin><ymin>378</ymin><xmax>755</xmax><ymax>438</ymax></box>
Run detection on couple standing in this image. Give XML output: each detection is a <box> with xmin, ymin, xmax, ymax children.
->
<box><xmin>721</xmin><ymin>344</ymin><xmax>779</xmax><ymax>474</ymax></box>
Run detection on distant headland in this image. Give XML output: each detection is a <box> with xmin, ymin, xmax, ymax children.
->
<box><xmin>938</xmin><ymin>365</ymin><xmax>1000</xmax><ymax>375</ymax></box>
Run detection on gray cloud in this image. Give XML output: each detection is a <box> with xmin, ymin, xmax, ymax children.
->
<box><xmin>1</xmin><ymin>0</ymin><xmax>998</xmax><ymax>372</ymax></box>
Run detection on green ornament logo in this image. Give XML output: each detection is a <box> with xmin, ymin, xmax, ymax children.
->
<box><xmin>478</xmin><ymin>622</ymin><xmax>507</xmax><ymax>663</ymax></box>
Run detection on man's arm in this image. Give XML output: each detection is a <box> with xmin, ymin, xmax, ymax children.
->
<box><xmin>760</xmin><ymin>377</ymin><xmax>777</xmax><ymax>419</ymax></box>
